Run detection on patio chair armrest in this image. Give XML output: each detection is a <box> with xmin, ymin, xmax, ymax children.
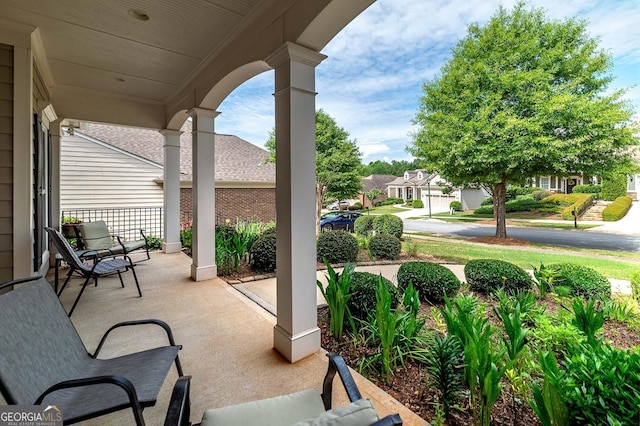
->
<box><xmin>35</xmin><ymin>375</ymin><xmax>146</xmax><ymax>425</ymax></box>
<box><xmin>93</xmin><ymin>319</ymin><xmax>181</xmax><ymax>358</ymax></box>
<box><xmin>370</xmin><ymin>414</ymin><xmax>403</xmax><ymax>426</ymax></box>
<box><xmin>0</xmin><ymin>275</ymin><xmax>42</xmax><ymax>291</ymax></box>
<box><xmin>164</xmin><ymin>376</ymin><xmax>192</xmax><ymax>426</ymax></box>
<box><xmin>321</xmin><ymin>353</ymin><xmax>363</xmax><ymax>410</ymax></box>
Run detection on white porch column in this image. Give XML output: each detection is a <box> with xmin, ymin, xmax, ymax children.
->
<box><xmin>160</xmin><ymin>129</ymin><xmax>183</xmax><ymax>253</ymax></box>
<box><xmin>266</xmin><ymin>42</ymin><xmax>326</xmax><ymax>362</ymax></box>
<box><xmin>187</xmin><ymin>108</ymin><xmax>219</xmax><ymax>281</ymax></box>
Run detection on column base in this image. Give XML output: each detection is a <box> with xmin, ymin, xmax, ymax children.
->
<box><xmin>190</xmin><ymin>264</ymin><xmax>217</xmax><ymax>281</ymax></box>
<box><xmin>273</xmin><ymin>324</ymin><xmax>321</xmax><ymax>363</ymax></box>
<box><xmin>162</xmin><ymin>241</ymin><xmax>182</xmax><ymax>253</ymax></box>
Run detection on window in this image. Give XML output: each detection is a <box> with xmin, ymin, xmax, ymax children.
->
<box><xmin>539</xmin><ymin>177</ymin><xmax>550</xmax><ymax>190</ymax></box>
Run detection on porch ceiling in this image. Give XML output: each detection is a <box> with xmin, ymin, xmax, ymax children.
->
<box><xmin>3</xmin><ymin>0</ymin><xmax>373</xmax><ymax>129</ymax></box>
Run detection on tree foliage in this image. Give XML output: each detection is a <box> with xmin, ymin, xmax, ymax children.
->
<box><xmin>360</xmin><ymin>159</ymin><xmax>422</xmax><ymax>177</ymax></box>
<box><xmin>265</xmin><ymin>109</ymin><xmax>362</xmax><ymax>234</ymax></box>
<box><xmin>408</xmin><ymin>2</ymin><xmax>637</xmax><ymax>238</ymax></box>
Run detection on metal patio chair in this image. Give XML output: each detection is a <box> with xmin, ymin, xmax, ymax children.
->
<box><xmin>77</xmin><ymin>220</ymin><xmax>151</xmax><ymax>262</ymax></box>
<box><xmin>0</xmin><ymin>275</ymin><xmax>184</xmax><ymax>426</ymax></box>
<box><xmin>163</xmin><ymin>353</ymin><xmax>403</xmax><ymax>426</ymax></box>
<box><xmin>46</xmin><ymin>226</ymin><xmax>141</xmax><ymax>316</ymax></box>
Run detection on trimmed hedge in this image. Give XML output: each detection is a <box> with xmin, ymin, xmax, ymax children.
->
<box><xmin>602</xmin><ymin>196</ymin><xmax>632</xmax><ymax>221</ymax></box>
<box><xmin>368</xmin><ymin>234</ymin><xmax>401</xmax><ymax>260</ymax></box>
<box><xmin>532</xmin><ymin>189</ymin><xmax>552</xmax><ymax>201</ymax></box>
<box><xmin>450</xmin><ymin>200</ymin><xmax>462</xmax><ymax>211</ymax></box>
<box><xmin>464</xmin><ymin>259</ymin><xmax>534</xmax><ymax>294</ymax></box>
<box><xmin>374</xmin><ymin>197</ymin><xmax>404</xmax><ymax>207</ymax></box>
<box><xmin>372</xmin><ymin>214</ymin><xmax>403</xmax><ymax>239</ymax></box>
<box><xmin>412</xmin><ymin>199</ymin><xmax>424</xmax><ymax>208</ymax></box>
<box><xmin>550</xmin><ymin>263</ymin><xmax>611</xmax><ymax>300</ymax></box>
<box><xmin>474</xmin><ymin>198</ymin><xmax>548</xmax><ymax>215</ymax></box>
<box><xmin>348</xmin><ymin>271</ymin><xmax>399</xmax><ymax>321</ymax></box>
<box><xmin>354</xmin><ymin>215</ymin><xmax>375</xmax><ymax>236</ymax></box>
<box><xmin>543</xmin><ymin>193</ymin><xmax>594</xmax><ymax>220</ymax></box>
<box><xmin>397</xmin><ymin>261</ymin><xmax>461</xmax><ymax>303</ymax></box>
<box><xmin>317</xmin><ymin>230</ymin><xmax>359</xmax><ymax>264</ymax></box>
<box><xmin>249</xmin><ymin>232</ymin><xmax>276</xmax><ymax>273</ymax></box>
<box><xmin>572</xmin><ymin>184</ymin><xmax>601</xmax><ymax>194</ymax></box>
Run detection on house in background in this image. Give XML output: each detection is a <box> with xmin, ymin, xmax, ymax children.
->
<box><xmin>358</xmin><ymin>174</ymin><xmax>396</xmax><ymax>208</ymax></box>
<box><xmin>386</xmin><ymin>169</ymin><xmax>488</xmax><ymax>211</ymax></box>
<box><xmin>61</xmin><ymin>121</ymin><xmax>276</xmax><ymax>232</ymax></box>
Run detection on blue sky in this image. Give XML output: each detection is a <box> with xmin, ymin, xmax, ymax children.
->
<box><xmin>214</xmin><ymin>0</ymin><xmax>640</xmax><ymax>164</ymax></box>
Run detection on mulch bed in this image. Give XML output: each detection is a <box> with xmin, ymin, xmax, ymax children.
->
<box><xmin>217</xmin><ymin>238</ymin><xmax>640</xmax><ymax>425</ymax></box>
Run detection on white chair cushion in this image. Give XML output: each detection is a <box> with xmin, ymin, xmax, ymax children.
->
<box><xmin>201</xmin><ymin>389</ymin><xmax>325</xmax><ymax>426</ymax></box>
<box><xmin>293</xmin><ymin>398</ymin><xmax>379</xmax><ymax>426</ymax></box>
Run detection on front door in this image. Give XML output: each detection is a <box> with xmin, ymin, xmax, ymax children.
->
<box><xmin>566</xmin><ymin>178</ymin><xmax>577</xmax><ymax>194</ymax></box>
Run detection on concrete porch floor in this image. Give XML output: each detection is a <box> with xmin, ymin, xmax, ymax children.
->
<box><xmin>49</xmin><ymin>252</ymin><xmax>427</xmax><ymax>425</ymax></box>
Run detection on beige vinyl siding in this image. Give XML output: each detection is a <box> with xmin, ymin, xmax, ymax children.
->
<box><xmin>60</xmin><ymin>135</ymin><xmax>164</xmax><ymax>210</ymax></box>
<box><xmin>0</xmin><ymin>43</ymin><xmax>13</xmax><ymax>281</ymax></box>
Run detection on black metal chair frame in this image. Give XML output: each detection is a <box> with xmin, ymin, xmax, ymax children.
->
<box><xmin>46</xmin><ymin>226</ymin><xmax>141</xmax><ymax>316</ymax></box>
<box><xmin>0</xmin><ymin>276</ymin><xmax>184</xmax><ymax>426</ymax></box>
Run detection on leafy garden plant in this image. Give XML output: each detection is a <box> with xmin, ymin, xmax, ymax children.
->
<box><xmin>317</xmin><ymin>262</ymin><xmax>356</xmax><ymax>340</ymax></box>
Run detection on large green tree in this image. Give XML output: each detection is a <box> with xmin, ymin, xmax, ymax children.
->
<box><xmin>409</xmin><ymin>2</ymin><xmax>637</xmax><ymax>238</ymax></box>
<box><xmin>266</xmin><ymin>109</ymin><xmax>362</xmax><ymax>234</ymax></box>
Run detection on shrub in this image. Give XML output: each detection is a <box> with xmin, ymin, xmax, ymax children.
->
<box><xmin>602</xmin><ymin>196</ymin><xmax>632</xmax><ymax>221</ymax></box>
<box><xmin>374</xmin><ymin>197</ymin><xmax>403</xmax><ymax>206</ymax></box>
<box><xmin>368</xmin><ymin>234</ymin><xmax>401</xmax><ymax>260</ymax></box>
<box><xmin>372</xmin><ymin>214</ymin><xmax>403</xmax><ymax>238</ymax></box>
<box><xmin>474</xmin><ymin>198</ymin><xmax>550</xmax><ymax>215</ymax></box>
<box><xmin>348</xmin><ymin>203</ymin><xmax>362</xmax><ymax>211</ymax></box>
<box><xmin>316</xmin><ymin>230</ymin><xmax>359</xmax><ymax>264</ymax></box>
<box><xmin>481</xmin><ymin>197</ymin><xmax>494</xmax><ymax>206</ymax></box>
<box><xmin>601</xmin><ymin>172</ymin><xmax>627</xmax><ymax>201</ymax></box>
<box><xmin>145</xmin><ymin>235</ymin><xmax>163</xmax><ymax>250</ymax></box>
<box><xmin>464</xmin><ymin>259</ymin><xmax>534</xmax><ymax>294</ymax></box>
<box><xmin>412</xmin><ymin>199</ymin><xmax>424</xmax><ymax>208</ymax></box>
<box><xmin>348</xmin><ymin>271</ymin><xmax>399</xmax><ymax>321</ymax></box>
<box><xmin>560</xmin><ymin>343</ymin><xmax>640</xmax><ymax>425</ymax></box>
<box><xmin>531</xmin><ymin>189</ymin><xmax>552</xmax><ymax>201</ymax></box>
<box><xmin>354</xmin><ymin>215</ymin><xmax>375</xmax><ymax>236</ymax></box>
<box><xmin>543</xmin><ymin>193</ymin><xmax>594</xmax><ymax>220</ymax></box>
<box><xmin>449</xmin><ymin>200</ymin><xmax>462</xmax><ymax>211</ymax></box>
<box><xmin>572</xmin><ymin>184</ymin><xmax>601</xmax><ymax>194</ymax></box>
<box><xmin>550</xmin><ymin>263</ymin><xmax>611</xmax><ymax>300</ymax></box>
<box><xmin>397</xmin><ymin>261</ymin><xmax>461</xmax><ymax>303</ymax></box>
<box><xmin>249</xmin><ymin>232</ymin><xmax>277</xmax><ymax>273</ymax></box>
<box><xmin>506</xmin><ymin>185</ymin><xmax>540</xmax><ymax>199</ymax></box>
<box><xmin>215</xmin><ymin>224</ymin><xmax>238</xmax><ymax>242</ymax></box>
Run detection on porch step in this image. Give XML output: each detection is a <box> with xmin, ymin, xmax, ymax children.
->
<box><xmin>581</xmin><ymin>203</ymin><xmax>607</xmax><ymax>221</ymax></box>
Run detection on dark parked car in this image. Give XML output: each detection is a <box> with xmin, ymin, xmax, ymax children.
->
<box><xmin>320</xmin><ymin>212</ymin><xmax>362</xmax><ymax>232</ymax></box>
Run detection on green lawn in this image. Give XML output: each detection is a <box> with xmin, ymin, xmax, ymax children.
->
<box><xmin>404</xmin><ymin>236</ymin><xmax>640</xmax><ymax>280</ymax></box>
<box><xmin>367</xmin><ymin>205</ymin><xmax>407</xmax><ymax>215</ymax></box>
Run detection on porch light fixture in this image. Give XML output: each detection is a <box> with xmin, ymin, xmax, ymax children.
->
<box><xmin>127</xmin><ymin>9</ymin><xmax>150</xmax><ymax>21</ymax></box>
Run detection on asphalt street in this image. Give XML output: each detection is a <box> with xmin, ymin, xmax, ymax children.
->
<box><xmin>403</xmin><ymin>220</ymin><xmax>640</xmax><ymax>253</ymax></box>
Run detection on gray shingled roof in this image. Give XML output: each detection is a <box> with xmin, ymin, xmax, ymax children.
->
<box><xmin>77</xmin><ymin>121</ymin><xmax>275</xmax><ymax>183</ymax></box>
<box><xmin>360</xmin><ymin>174</ymin><xmax>397</xmax><ymax>192</ymax></box>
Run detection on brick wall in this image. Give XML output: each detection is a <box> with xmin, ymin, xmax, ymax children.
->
<box><xmin>180</xmin><ymin>187</ymin><xmax>276</xmax><ymax>225</ymax></box>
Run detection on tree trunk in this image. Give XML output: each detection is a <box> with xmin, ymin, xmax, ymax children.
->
<box><xmin>494</xmin><ymin>178</ymin><xmax>507</xmax><ymax>238</ymax></box>
<box><xmin>315</xmin><ymin>184</ymin><xmax>326</xmax><ymax>236</ymax></box>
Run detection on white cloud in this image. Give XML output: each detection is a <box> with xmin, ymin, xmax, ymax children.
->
<box><xmin>216</xmin><ymin>0</ymin><xmax>640</xmax><ymax>162</ymax></box>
